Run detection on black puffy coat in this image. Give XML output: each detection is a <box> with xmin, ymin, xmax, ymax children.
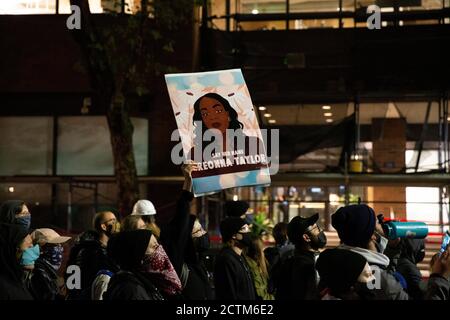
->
<box><xmin>272</xmin><ymin>248</ymin><xmax>319</xmax><ymax>300</ymax></box>
<box><xmin>24</xmin><ymin>258</ymin><xmax>61</xmax><ymax>300</ymax></box>
<box><xmin>66</xmin><ymin>231</ymin><xmax>115</xmax><ymax>300</ymax></box>
<box><xmin>103</xmin><ymin>271</ymin><xmax>164</xmax><ymax>300</ymax></box>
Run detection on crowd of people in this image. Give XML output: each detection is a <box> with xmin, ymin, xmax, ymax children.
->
<box><xmin>1</xmin><ymin>163</ymin><xmax>450</xmax><ymax>300</ymax></box>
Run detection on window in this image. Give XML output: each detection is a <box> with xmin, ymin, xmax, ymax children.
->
<box><xmin>0</xmin><ymin>117</ymin><xmax>53</xmax><ymax>175</ymax></box>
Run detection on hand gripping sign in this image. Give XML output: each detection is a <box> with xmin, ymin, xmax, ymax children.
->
<box><xmin>165</xmin><ymin>69</ymin><xmax>272</xmax><ymax>197</ymax></box>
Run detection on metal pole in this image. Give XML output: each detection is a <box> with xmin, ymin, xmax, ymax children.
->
<box><xmin>444</xmin><ymin>97</ymin><xmax>449</xmax><ymax>173</ymax></box>
<box><xmin>344</xmin><ymin>152</ymin><xmax>350</xmax><ymax>205</ymax></box>
<box><xmin>339</xmin><ymin>0</ymin><xmax>343</xmax><ymax>28</ymax></box>
<box><xmin>355</xmin><ymin>100</ymin><xmax>360</xmax><ymax>152</ymax></box>
<box><xmin>448</xmin><ymin>185</ymin><xmax>450</xmax><ymax>231</ymax></box>
<box><xmin>324</xmin><ymin>186</ymin><xmax>330</xmax><ymax>231</ymax></box>
<box><xmin>226</xmin><ymin>0</ymin><xmax>230</xmax><ymax>32</ymax></box>
<box><xmin>51</xmin><ymin>116</ymin><xmax>58</xmax><ymax>220</ymax></box>
<box><xmin>440</xmin><ymin>186</ymin><xmax>444</xmax><ymax>234</ymax></box>
<box><xmin>286</xmin><ymin>0</ymin><xmax>290</xmax><ymax>30</ymax></box>
<box><xmin>414</xmin><ymin>101</ymin><xmax>432</xmax><ymax>172</ymax></box>
<box><xmin>94</xmin><ymin>183</ymin><xmax>98</xmax><ymax>212</ymax></box>
<box><xmin>439</xmin><ymin>100</ymin><xmax>444</xmax><ymax>170</ymax></box>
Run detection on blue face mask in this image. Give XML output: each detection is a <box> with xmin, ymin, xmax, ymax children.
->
<box><xmin>20</xmin><ymin>244</ymin><xmax>40</xmax><ymax>266</ymax></box>
<box><xmin>15</xmin><ymin>215</ymin><xmax>31</xmax><ymax>232</ymax></box>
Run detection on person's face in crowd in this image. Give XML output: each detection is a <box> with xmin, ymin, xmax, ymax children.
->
<box><xmin>142</xmin><ymin>215</ymin><xmax>161</xmax><ymax>238</ymax></box>
<box><xmin>136</xmin><ymin>217</ymin><xmax>147</xmax><ymax>230</ymax></box>
<box><xmin>15</xmin><ymin>204</ymin><xmax>31</xmax><ymax>231</ymax></box>
<box><xmin>192</xmin><ymin>219</ymin><xmax>207</xmax><ymax>238</ymax></box>
<box><xmin>17</xmin><ymin>204</ymin><xmax>30</xmax><ymax>218</ymax></box>
<box><xmin>234</xmin><ymin>224</ymin><xmax>252</xmax><ymax>248</ymax></box>
<box><xmin>16</xmin><ymin>234</ymin><xmax>33</xmax><ymax>260</ymax></box>
<box><xmin>357</xmin><ymin>262</ymin><xmax>375</xmax><ymax>283</ymax></box>
<box><xmin>199</xmin><ymin>97</ymin><xmax>229</xmax><ymax>134</ymax></box>
<box><xmin>101</xmin><ymin>212</ymin><xmax>117</xmax><ymax>237</ymax></box>
<box><xmin>41</xmin><ymin>243</ymin><xmax>64</xmax><ymax>271</ymax></box>
<box><xmin>146</xmin><ymin>234</ymin><xmax>159</xmax><ymax>256</ymax></box>
<box><xmin>192</xmin><ymin>219</ymin><xmax>210</xmax><ymax>253</ymax></box>
<box><xmin>368</xmin><ymin>218</ymin><xmax>388</xmax><ymax>253</ymax></box>
<box><xmin>352</xmin><ymin>262</ymin><xmax>377</xmax><ymax>300</ymax></box>
<box><xmin>304</xmin><ymin>223</ymin><xmax>327</xmax><ymax>250</ymax></box>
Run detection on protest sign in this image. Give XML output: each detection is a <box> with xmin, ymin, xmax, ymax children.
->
<box><xmin>165</xmin><ymin>69</ymin><xmax>271</xmax><ymax>196</ymax></box>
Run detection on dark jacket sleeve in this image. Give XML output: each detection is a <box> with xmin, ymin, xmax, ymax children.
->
<box><xmin>160</xmin><ymin>190</ymin><xmax>194</xmax><ymax>276</ymax></box>
<box><xmin>425</xmin><ymin>274</ymin><xmax>450</xmax><ymax>300</ymax></box>
<box><xmin>294</xmin><ymin>261</ymin><xmax>318</xmax><ymax>300</ymax></box>
<box><xmin>377</xmin><ymin>267</ymin><xmax>409</xmax><ymax>300</ymax></box>
<box><xmin>214</xmin><ymin>256</ymin><xmax>239</xmax><ymax>300</ymax></box>
<box><xmin>29</xmin><ymin>269</ymin><xmax>57</xmax><ymax>300</ymax></box>
<box><xmin>105</xmin><ymin>282</ymin><xmax>150</xmax><ymax>300</ymax></box>
<box><xmin>397</xmin><ymin>260</ymin><xmax>424</xmax><ymax>300</ymax></box>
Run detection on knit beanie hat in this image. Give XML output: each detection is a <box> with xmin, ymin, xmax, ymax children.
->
<box><xmin>331</xmin><ymin>205</ymin><xmax>376</xmax><ymax>248</ymax></box>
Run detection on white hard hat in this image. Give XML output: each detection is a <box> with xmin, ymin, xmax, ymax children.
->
<box><xmin>131</xmin><ymin>200</ymin><xmax>156</xmax><ymax>216</ymax></box>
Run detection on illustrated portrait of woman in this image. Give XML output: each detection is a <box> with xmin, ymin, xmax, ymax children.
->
<box><xmin>188</xmin><ymin>92</ymin><xmax>266</xmax><ymax>177</ymax></box>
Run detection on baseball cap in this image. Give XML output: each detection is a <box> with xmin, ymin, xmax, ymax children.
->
<box><xmin>31</xmin><ymin>228</ymin><xmax>71</xmax><ymax>244</ymax></box>
<box><xmin>287</xmin><ymin>213</ymin><xmax>319</xmax><ymax>245</ymax></box>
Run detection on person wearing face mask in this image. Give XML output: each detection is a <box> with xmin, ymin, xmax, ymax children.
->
<box><xmin>104</xmin><ymin>229</ymin><xmax>165</xmax><ymax>300</ymax></box>
<box><xmin>214</xmin><ymin>217</ymin><xmax>256</xmax><ymax>300</ymax></box>
<box><xmin>224</xmin><ymin>200</ymin><xmax>253</xmax><ymax>224</ymax></box>
<box><xmin>111</xmin><ymin>215</ymin><xmax>182</xmax><ymax>299</ymax></box>
<box><xmin>332</xmin><ymin>204</ymin><xmax>410</xmax><ymax>300</ymax></box>
<box><xmin>22</xmin><ymin>228</ymin><xmax>71</xmax><ymax>300</ymax></box>
<box><xmin>0</xmin><ymin>223</ymin><xmax>34</xmax><ymax>300</ymax></box>
<box><xmin>396</xmin><ymin>238</ymin><xmax>427</xmax><ymax>300</ymax></box>
<box><xmin>159</xmin><ymin>162</ymin><xmax>214</xmax><ymax>300</ymax></box>
<box><xmin>65</xmin><ymin>211</ymin><xmax>118</xmax><ymax>300</ymax></box>
<box><xmin>316</xmin><ymin>249</ymin><xmax>376</xmax><ymax>300</ymax></box>
<box><xmin>0</xmin><ymin>200</ymin><xmax>32</xmax><ymax>232</ymax></box>
<box><xmin>272</xmin><ymin>213</ymin><xmax>327</xmax><ymax>300</ymax></box>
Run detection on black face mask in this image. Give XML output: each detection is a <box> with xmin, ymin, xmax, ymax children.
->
<box><xmin>310</xmin><ymin>231</ymin><xmax>327</xmax><ymax>250</ymax></box>
<box><xmin>415</xmin><ymin>249</ymin><xmax>425</xmax><ymax>263</ymax></box>
<box><xmin>105</xmin><ymin>223</ymin><xmax>115</xmax><ymax>237</ymax></box>
<box><xmin>353</xmin><ymin>282</ymin><xmax>377</xmax><ymax>300</ymax></box>
<box><xmin>193</xmin><ymin>234</ymin><xmax>210</xmax><ymax>253</ymax></box>
<box><xmin>237</xmin><ymin>232</ymin><xmax>253</xmax><ymax>248</ymax></box>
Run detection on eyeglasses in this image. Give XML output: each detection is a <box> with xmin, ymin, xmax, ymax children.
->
<box><xmin>306</xmin><ymin>224</ymin><xmax>322</xmax><ymax>233</ymax></box>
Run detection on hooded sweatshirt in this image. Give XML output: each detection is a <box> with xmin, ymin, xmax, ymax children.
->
<box><xmin>337</xmin><ymin>244</ymin><xmax>408</xmax><ymax>300</ymax></box>
<box><xmin>0</xmin><ymin>200</ymin><xmax>24</xmax><ymax>224</ymax></box>
<box><xmin>397</xmin><ymin>239</ymin><xmax>426</xmax><ymax>300</ymax></box>
<box><xmin>0</xmin><ymin>223</ymin><xmax>33</xmax><ymax>300</ymax></box>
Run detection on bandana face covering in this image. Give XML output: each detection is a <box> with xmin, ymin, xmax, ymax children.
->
<box><xmin>42</xmin><ymin>245</ymin><xmax>64</xmax><ymax>271</ymax></box>
<box><xmin>141</xmin><ymin>245</ymin><xmax>182</xmax><ymax>296</ymax></box>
